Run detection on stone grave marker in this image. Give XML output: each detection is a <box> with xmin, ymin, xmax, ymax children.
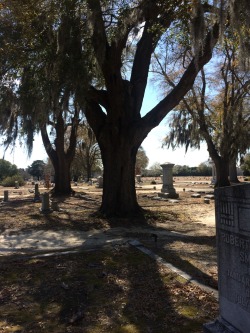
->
<box><xmin>34</xmin><ymin>183</ymin><xmax>40</xmax><ymax>202</ymax></box>
<box><xmin>158</xmin><ymin>162</ymin><xmax>179</xmax><ymax>199</ymax></box>
<box><xmin>96</xmin><ymin>176</ymin><xmax>103</xmax><ymax>188</ymax></box>
<box><xmin>40</xmin><ymin>192</ymin><xmax>51</xmax><ymax>213</ymax></box>
<box><xmin>136</xmin><ymin>175</ymin><xmax>142</xmax><ymax>183</ymax></box>
<box><xmin>3</xmin><ymin>190</ymin><xmax>8</xmax><ymax>202</ymax></box>
<box><xmin>204</xmin><ymin>184</ymin><xmax>250</xmax><ymax>333</ymax></box>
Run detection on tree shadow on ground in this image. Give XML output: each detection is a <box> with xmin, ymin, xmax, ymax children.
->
<box><xmin>0</xmin><ymin>246</ymin><xmax>217</xmax><ymax>333</ymax></box>
<box><xmin>142</xmin><ymin>234</ymin><xmax>218</xmax><ymax>290</ymax></box>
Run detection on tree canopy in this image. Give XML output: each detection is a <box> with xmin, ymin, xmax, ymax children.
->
<box><xmin>0</xmin><ymin>158</ymin><xmax>18</xmax><ymax>181</ymax></box>
<box><xmin>27</xmin><ymin>160</ymin><xmax>45</xmax><ymax>181</ymax></box>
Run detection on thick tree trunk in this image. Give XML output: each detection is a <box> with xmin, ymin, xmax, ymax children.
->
<box><xmin>41</xmin><ymin>125</ymin><xmax>75</xmax><ymax>196</ymax></box>
<box><xmin>229</xmin><ymin>160</ymin><xmax>240</xmax><ymax>183</ymax></box>
<box><xmin>99</xmin><ymin>141</ymin><xmax>141</xmax><ymax>217</ymax></box>
<box><xmin>51</xmin><ymin>156</ymin><xmax>72</xmax><ymax>195</ymax></box>
<box><xmin>214</xmin><ymin>157</ymin><xmax>230</xmax><ymax>187</ymax></box>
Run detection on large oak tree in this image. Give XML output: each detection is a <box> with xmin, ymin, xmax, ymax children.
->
<box><xmin>82</xmin><ymin>0</ymin><xmax>220</xmax><ymax>216</ymax></box>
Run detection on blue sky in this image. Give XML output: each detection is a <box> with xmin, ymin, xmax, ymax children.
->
<box><xmin>140</xmin><ymin>84</ymin><xmax>209</xmax><ymax>168</ymax></box>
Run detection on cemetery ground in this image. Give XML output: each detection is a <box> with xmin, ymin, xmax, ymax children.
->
<box><xmin>0</xmin><ymin>176</ymin><xmax>237</xmax><ymax>333</ymax></box>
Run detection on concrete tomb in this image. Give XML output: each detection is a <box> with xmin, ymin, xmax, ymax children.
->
<box><xmin>204</xmin><ymin>184</ymin><xmax>250</xmax><ymax>333</ymax></box>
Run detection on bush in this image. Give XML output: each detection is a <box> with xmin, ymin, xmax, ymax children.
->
<box><xmin>1</xmin><ymin>175</ymin><xmax>25</xmax><ymax>187</ymax></box>
<box><xmin>150</xmin><ymin>180</ymin><xmax>156</xmax><ymax>184</ymax></box>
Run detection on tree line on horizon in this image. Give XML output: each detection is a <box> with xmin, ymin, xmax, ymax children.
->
<box><xmin>0</xmin><ymin>0</ymin><xmax>250</xmax><ymax>217</ymax></box>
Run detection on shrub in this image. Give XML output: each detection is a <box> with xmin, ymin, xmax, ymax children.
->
<box><xmin>150</xmin><ymin>180</ymin><xmax>156</xmax><ymax>185</ymax></box>
<box><xmin>1</xmin><ymin>175</ymin><xmax>25</xmax><ymax>187</ymax></box>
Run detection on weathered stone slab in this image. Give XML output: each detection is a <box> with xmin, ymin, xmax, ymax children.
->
<box><xmin>204</xmin><ymin>194</ymin><xmax>215</xmax><ymax>200</ymax></box>
<box><xmin>204</xmin><ymin>184</ymin><xmax>250</xmax><ymax>333</ymax></box>
<box><xmin>168</xmin><ymin>199</ymin><xmax>179</xmax><ymax>204</ymax></box>
<box><xmin>191</xmin><ymin>193</ymin><xmax>201</xmax><ymax>198</ymax></box>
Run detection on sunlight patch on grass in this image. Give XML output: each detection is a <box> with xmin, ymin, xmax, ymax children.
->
<box><xmin>113</xmin><ymin>324</ymin><xmax>141</xmax><ymax>333</ymax></box>
<box><xmin>0</xmin><ymin>321</ymin><xmax>23</xmax><ymax>332</ymax></box>
<box><xmin>178</xmin><ymin>305</ymin><xmax>199</xmax><ymax>318</ymax></box>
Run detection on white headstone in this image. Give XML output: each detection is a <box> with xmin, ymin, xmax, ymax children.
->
<box><xmin>204</xmin><ymin>184</ymin><xmax>250</xmax><ymax>333</ymax></box>
<box><xmin>159</xmin><ymin>162</ymin><xmax>179</xmax><ymax>199</ymax></box>
<box><xmin>40</xmin><ymin>193</ymin><xmax>51</xmax><ymax>213</ymax></box>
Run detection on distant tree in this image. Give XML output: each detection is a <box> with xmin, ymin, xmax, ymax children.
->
<box><xmin>173</xmin><ymin>165</ymin><xmax>191</xmax><ymax>176</ymax></box>
<box><xmin>71</xmin><ymin>124</ymin><xmax>102</xmax><ymax>181</ymax></box>
<box><xmin>27</xmin><ymin>160</ymin><xmax>45</xmax><ymax>181</ymax></box>
<box><xmin>18</xmin><ymin>168</ymin><xmax>30</xmax><ymax>181</ymax></box>
<box><xmin>197</xmin><ymin>162</ymin><xmax>212</xmax><ymax>176</ymax></box>
<box><xmin>0</xmin><ymin>159</ymin><xmax>18</xmax><ymax>181</ymax></box>
<box><xmin>146</xmin><ymin>162</ymin><xmax>162</xmax><ymax>177</ymax></box>
<box><xmin>241</xmin><ymin>154</ymin><xmax>250</xmax><ymax>176</ymax></box>
<box><xmin>135</xmin><ymin>147</ymin><xmax>149</xmax><ymax>175</ymax></box>
<box><xmin>1</xmin><ymin>174</ymin><xmax>25</xmax><ymax>187</ymax></box>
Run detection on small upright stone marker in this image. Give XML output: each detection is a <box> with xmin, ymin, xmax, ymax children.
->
<box><xmin>3</xmin><ymin>190</ymin><xmax>8</xmax><ymax>202</ymax></box>
<box><xmin>34</xmin><ymin>183</ymin><xmax>40</xmax><ymax>202</ymax></box>
<box><xmin>204</xmin><ymin>184</ymin><xmax>250</xmax><ymax>333</ymax></box>
<box><xmin>136</xmin><ymin>175</ymin><xmax>142</xmax><ymax>183</ymax></box>
<box><xmin>96</xmin><ymin>176</ymin><xmax>103</xmax><ymax>188</ymax></box>
<box><xmin>40</xmin><ymin>192</ymin><xmax>51</xmax><ymax>213</ymax></box>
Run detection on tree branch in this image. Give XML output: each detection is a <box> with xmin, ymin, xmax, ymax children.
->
<box><xmin>140</xmin><ymin>22</ymin><xmax>220</xmax><ymax>134</ymax></box>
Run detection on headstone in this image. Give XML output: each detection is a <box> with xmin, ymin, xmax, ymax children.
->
<box><xmin>34</xmin><ymin>183</ymin><xmax>40</xmax><ymax>202</ymax></box>
<box><xmin>3</xmin><ymin>190</ymin><xmax>8</xmax><ymax>202</ymax></box>
<box><xmin>209</xmin><ymin>160</ymin><xmax>217</xmax><ymax>185</ymax></box>
<box><xmin>96</xmin><ymin>176</ymin><xmax>103</xmax><ymax>188</ymax></box>
<box><xmin>40</xmin><ymin>192</ymin><xmax>51</xmax><ymax>213</ymax></box>
<box><xmin>158</xmin><ymin>162</ymin><xmax>179</xmax><ymax>199</ymax></box>
<box><xmin>136</xmin><ymin>175</ymin><xmax>142</xmax><ymax>183</ymax></box>
<box><xmin>204</xmin><ymin>184</ymin><xmax>250</xmax><ymax>333</ymax></box>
